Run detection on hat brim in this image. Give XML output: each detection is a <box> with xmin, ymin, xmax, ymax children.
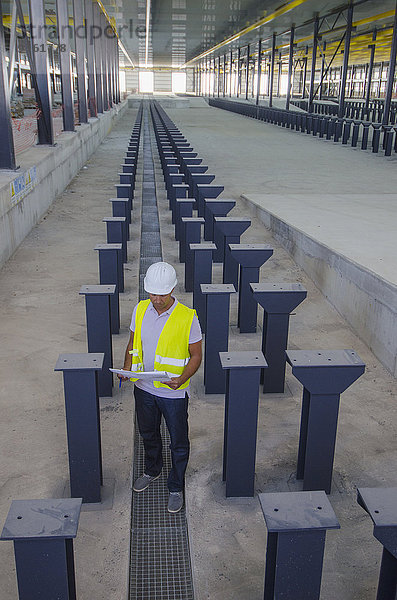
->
<box><xmin>144</xmin><ymin>280</ymin><xmax>177</xmax><ymax>295</ymax></box>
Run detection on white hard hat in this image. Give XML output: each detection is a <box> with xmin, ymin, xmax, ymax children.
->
<box><xmin>144</xmin><ymin>262</ymin><xmax>177</xmax><ymax>295</ymax></box>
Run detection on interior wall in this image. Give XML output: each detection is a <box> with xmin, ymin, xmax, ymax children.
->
<box><xmin>154</xmin><ymin>71</ymin><xmax>172</xmax><ymax>92</ymax></box>
<box><xmin>124</xmin><ymin>68</ymin><xmax>193</xmax><ymax>94</ymax></box>
<box><xmin>124</xmin><ymin>68</ymin><xmax>139</xmax><ymax>93</ymax></box>
<box><xmin>0</xmin><ymin>102</ymin><xmax>129</xmax><ymax>268</ymax></box>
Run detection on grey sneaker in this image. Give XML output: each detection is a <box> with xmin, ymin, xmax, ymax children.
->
<box><xmin>133</xmin><ymin>473</ymin><xmax>161</xmax><ymax>492</ymax></box>
<box><xmin>168</xmin><ymin>491</ymin><xmax>183</xmax><ymax>513</ymax></box>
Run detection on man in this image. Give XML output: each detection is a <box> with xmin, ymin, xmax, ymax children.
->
<box><xmin>119</xmin><ymin>261</ymin><xmax>202</xmax><ymax>513</ymax></box>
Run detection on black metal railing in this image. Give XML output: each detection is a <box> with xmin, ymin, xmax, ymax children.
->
<box><xmin>208</xmin><ymin>98</ymin><xmax>397</xmax><ymax>158</ymax></box>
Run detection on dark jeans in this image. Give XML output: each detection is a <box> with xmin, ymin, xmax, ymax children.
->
<box><xmin>134</xmin><ymin>386</ymin><xmax>190</xmax><ymax>492</ymax></box>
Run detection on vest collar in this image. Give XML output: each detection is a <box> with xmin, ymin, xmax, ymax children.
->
<box><xmin>149</xmin><ymin>295</ymin><xmax>178</xmax><ymax>316</ymax></box>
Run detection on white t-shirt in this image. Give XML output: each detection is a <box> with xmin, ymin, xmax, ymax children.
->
<box><xmin>130</xmin><ymin>297</ymin><xmax>202</xmax><ymax>398</ymax></box>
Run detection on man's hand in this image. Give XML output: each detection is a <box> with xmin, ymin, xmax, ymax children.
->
<box><xmin>117</xmin><ymin>373</ymin><xmax>130</xmax><ymax>382</ymax></box>
<box><xmin>164</xmin><ymin>341</ymin><xmax>202</xmax><ymax>390</ymax></box>
<box><xmin>165</xmin><ymin>376</ymin><xmax>183</xmax><ymax>390</ymax></box>
<box><xmin>117</xmin><ymin>330</ymin><xmax>134</xmax><ymax>382</ymax></box>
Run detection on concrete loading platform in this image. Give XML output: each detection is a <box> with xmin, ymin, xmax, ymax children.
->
<box><xmin>0</xmin><ymin>98</ymin><xmax>397</xmax><ymax>599</ymax></box>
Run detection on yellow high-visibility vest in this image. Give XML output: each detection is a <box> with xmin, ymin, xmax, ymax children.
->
<box><xmin>129</xmin><ymin>298</ymin><xmax>195</xmax><ymax>389</ymax></box>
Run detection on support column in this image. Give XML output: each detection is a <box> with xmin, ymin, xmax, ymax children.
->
<box><xmin>182</xmin><ymin>218</ymin><xmax>204</xmax><ymax>291</ymax></box>
<box><xmin>229</xmin><ymin>244</ymin><xmax>273</xmax><ymax>334</ymax></box>
<box><xmin>287</xmin><ymin>349</ymin><xmax>365</xmax><ymax>494</ymax></box>
<box><xmin>49</xmin><ymin>46</ymin><xmax>56</xmax><ymax>94</ymax></box>
<box><xmin>202</xmin><ymin>284</ymin><xmax>235</xmax><ymax>394</ymax></box>
<box><xmin>8</xmin><ymin>1</ymin><xmax>18</xmax><ymax>96</ymax></box>
<box><xmin>112</xmin><ymin>34</ymin><xmax>117</xmax><ymax>104</ymax></box>
<box><xmin>56</xmin><ymin>0</ymin><xmax>75</xmax><ymax>131</ymax></box>
<box><xmin>27</xmin><ymin>0</ymin><xmax>54</xmax><ymax>144</ymax></box>
<box><xmin>256</xmin><ymin>39</ymin><xmax>262</xmax><ymax>105</ymax></box>
<box><xmin>103</xmin><ymin>216</ymin><xmax>127</xmax><ymax>267</ymax></box>
<box><xmin>286</xmin><ymin>26</ymin><xmax>295</xmax><ymax>110</ymax></box>
<box><xmin>338</xmin><ymin>2</ymin><xmax>354</xmax><ymax>118</ymax></box>
<box><xmin>365</xmin><ymin>39</ymin><xmax>376</xmax><ymax>116</ymax></box>
<box><xmin>245</xmin><ymin>45</ymin><xmax>250</xmax><ymax>99</ymax></box>
<box><xmin>16</xmin><ymin>47</ymin><xmax>23</xmax><ymax>95</ymax></box>
<box><xmin>237</xmin><ymin>47</ymin><xmax>241</xmax><ymax>96</ymax></box>
<box><xmin>251</xmin><ymin>51</ymin><xmax>256</xmax><ymax>97</ymax></box>
<box><xmin>107</xmin><ymin>18</ymin><xmax>113</xmax><ymax>106</ymax></box>
<box><xmin>109</xmin><ymin>32</ymin><xmax>114</xmax><ymax>104</ymax></box>
<box><xmin>269</xmin><ymin>33</ymin><xmax>276</xmax><ymax>107</ymax></box>
<box><xmin>213</xmin><ymin>216</ymin><xmax>251</xmax><ymax>266</ymax></box>
<box><xmin>358</xmin><ymin>487</ymin><xmax>397</xmax><ymax>600</ymax></box>
<box><xmin>266</xmin><ymin>59</ymin><xmax>271</xmax><ymax>96</ymax></box>
<box><xmin>204</xmin><ymin>199</ymin><xmax>235</xmax><ymax>241</ymax></box>
<box><xmin>319</xmin><ymin>41</ymin><xmax>326</xmax><ymax>100</ymax></box>
<box><xmin>1</xmin><ymin>498</ymin><xmax>83</xmax><ymax>599</ymax></box>
<box><xmin>93</xmin><ymin>2</ymin><xmax>104</xmax><ymax>113</ymax></box>
<box><xmin>302</xmin><ymin>54</ymin><xmax>308</xmax><ymax>98</ymax></box>
<box><xmin>197</xmin><ymin>64</ymin><xmax>201</xmax><ymax>96</ymax></box>
<box><xmin>73</xmin><ymin>0</ymin><xmax>88</xmax><ymax>123</ymax></box>
<box><xmin>220</xmin><ymin>351</ymin><xmax>267</xmax><ymax>497</ymax></box>
<box><xmin>116</xmin><ymin>41</ymin><xmax>120</xmax><ymax>102</ymax></box>
<box><xmin>223</xmin><ymin>54</ymin><xmax>226</xmax><ymax>97</ymax></box>
<box><xmin>308</xmin><ymin>16</ymin><xmax>319</xmax><ymax>112</ymax></box>
<box><xmin>260</xmin><ymin>491</ymin><xmax>340</xmax><ymax>600</ymax></box>
<box><xmin>0</xmin><ymin>1</ymin><xmax>16</xmax><ymax>170</ymax></box>
<box><xmin>251</xmin><ymin>283</ymin><xmax>307</xmax><ymax>393</ymax></box>
<box><xmin>95</xmin><ymin>244</ymin><xmax>122</xmax><ymax>333</ymax></box>
<box><xmin>277</xmin><ymin>53</ymin><xmax>282</xmax><ymax>97</ymax></box>
<box><xmin>229</xmin><ymin>50</ymin><xmax>233</xmax><ymax>98</ymax></box>
<box><xmin>110</xmin><ymin>38</ymin><xmax>115</xmax><ymax>103</ymax></box>
<box><xmin>100</xmin><ymin>14</ymin><xmax>109</xmax><ymax>110</ymax></box>
<box><xmin>55</xmin><ymin>353</ymin><xmax>104</xmax><ymax>503</ymax></box>
<box><xmin>217</xmin><ymin>55</ymin><xmax>221</xmax><ymax>97</ymax></box>
<box><xmin>105</xmin><ymin>26</ymin><xmax>112</xmax><ymax>107</ymax></box>
<box><xmin>115</xmin><ymin>38</ymin><xmax>119</xmax><ymax>103</ymax></box>
<box><xmin>80</xmin><ymin>284</ymin><xmax>115</xmax><ymax>397</ymax></box>
<box><xmin>85</xmin><ymin>0</ymin><xmax>97</xmax><ymax>117</ymax></box>
<box><xmin>382</xmin><ymin>3</ymin><xmax>397</xmax><ymax>126</ymax></box>
<box><xmin>190</xmin><ymin>243</ymin><xmax>216</xmax><ymax>329</ymax></box>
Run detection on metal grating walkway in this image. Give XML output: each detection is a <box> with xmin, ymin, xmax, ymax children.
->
<box><xmin>129</xmin><ymin>101</ymin><xmax>194</xmax><ymax>600</ymax></box>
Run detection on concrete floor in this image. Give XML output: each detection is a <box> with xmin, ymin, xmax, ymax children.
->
<box><xmin>165</xmin><ymin>100</ymin><xmax>397</xmax><ymax>599</ymax></box>
<box><xmin>0</xmin><ymin>109</ymin><xmax>139</xmax><ymax>599</ymax></box>
<box><xmin>0</xmin><ymin>98</ymin><xmax>396</xmax><ymax>599</ymax></box>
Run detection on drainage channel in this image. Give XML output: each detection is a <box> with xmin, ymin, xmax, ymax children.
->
<box><xmin>129</xmin><ymin>100</ymin><xmax>195</xmax><ymax>600</ymax></box>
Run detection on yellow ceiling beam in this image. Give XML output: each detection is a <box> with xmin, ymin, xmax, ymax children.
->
<box><xmin>3</xmin><ymin>14</ymin><xmax>70</xmax><ymax>27</ymax></box>
<box><xmin>95</xmin><ymin>0</ymin><xmax>118</xmax><ymax>36</ymax></box>
<box><xmin>184</xmin><ymin>0</ymin><xmax>310</xmax><ymax>65</ymax></box>
<box><xmin>3</xmin><ymin>2</ymin><xmax>116</xmax><ymax>34</ymax></box>
<box><xmin>186</xmin><ymin>5</ymin><xmax>396</xmax><ymax>67</ymax></box>
<box><xmin>353</xmin><ymin>9</ymin><xmax>395</xmax><ymax>28</ymax></box>
<box><xmin>3</xmin><ymin>4</ymin><xmax>134</xmax><ymax>66</ymax></box>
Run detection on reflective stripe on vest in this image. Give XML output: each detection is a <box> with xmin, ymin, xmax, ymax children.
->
<box><xmin>154</xmin><ymin>355</ymin><xmax>190</xmax><ymax>368</ymax></box>
<box><xmin>130</xmin><ymin>299</ymin><xmax>195</xmax><ymax>389</ymax></box>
